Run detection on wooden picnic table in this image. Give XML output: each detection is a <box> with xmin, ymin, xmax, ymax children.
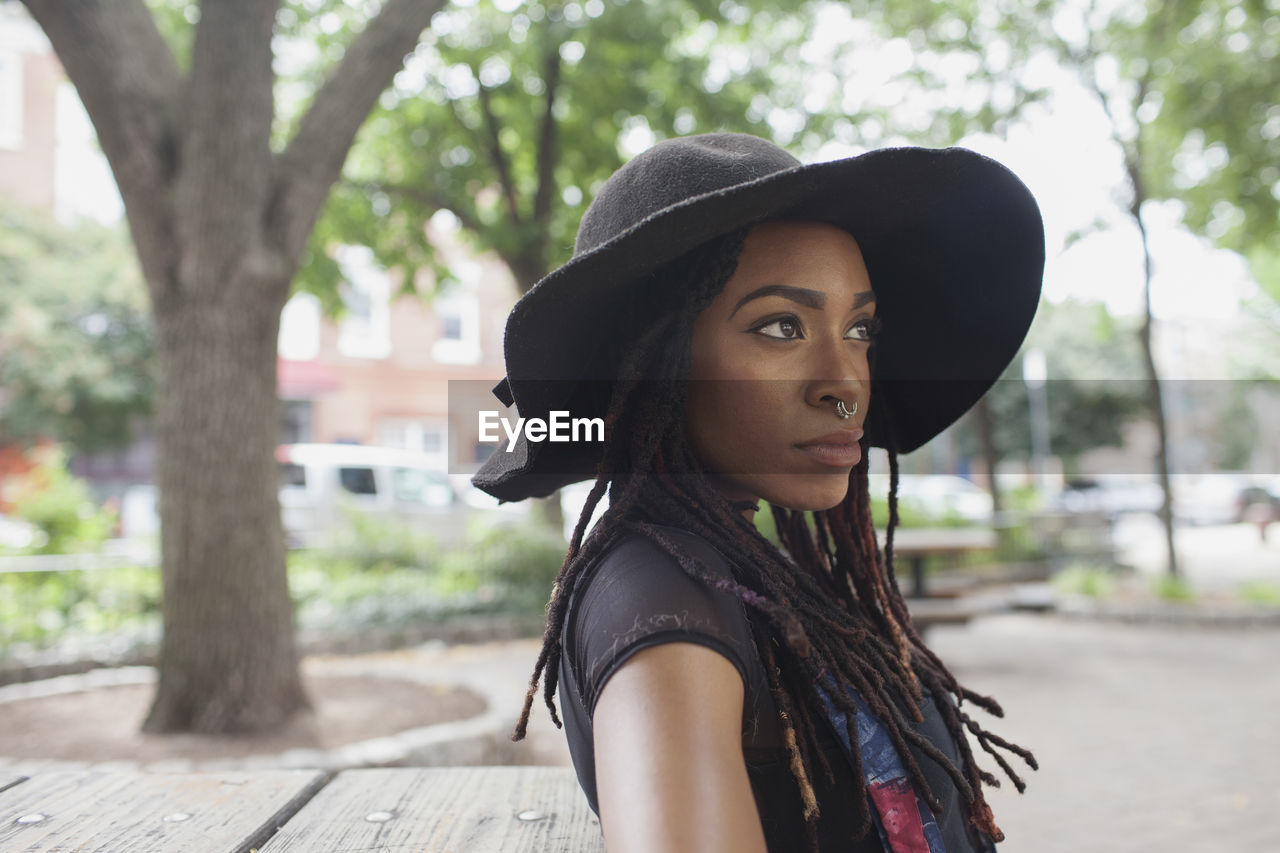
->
<box><xmin>882</xmin><ymin>526</ymin><xmax>998</xmax><ymax>600</ymax></box>
<box><xmin>0</xmin><ymin>765</ymin><xmax>605</xmax><ymax>852</ymax></box>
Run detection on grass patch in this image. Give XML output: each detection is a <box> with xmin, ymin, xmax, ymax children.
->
<box><xmin>1052</xmin><ymin>563</ymin><xmax>1117</xmax><ymax>599</ymax></box>
<box><xmin>1237</xmin><ymin>581</ymin><xmax>1280</xmax><ymax>606</ymax></box>
<box><xmin>1150</xmin><ymin>574</ymin><xmax>1197</xmax><ymax>603</ymax></box>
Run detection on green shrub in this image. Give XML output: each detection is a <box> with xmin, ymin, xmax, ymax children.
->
<box><xmin>1151</xmin><ymin>575</ymin><xmax>1196</xmax><ymax>603</ymax></box>
<box><xmin>1239</xmin><ymin>578</ymin><xmax>1280</xmax><ymax>604</ymax></box>
<box><xmin>1238</xmin><ymin>581</ymin><xmax>1280</xmax><ymax>605</ymax></box>
<box><xmin>0</xmin><ymin>563</ymin><xmax>159</xmax><ymax>651</ymax></box>
<box><xmin>994</xmin><ymin>517</ymin><xmax>1048</xmax><ymax>562</ymax></box>
<box><xmin>1001</xmin><ymin>484</ymin><xmax>1043</xmax><ymax>514</ymax></box>
<box><xmin>753</xmin><ymin>504</ymin><xmax>782</xmax><ymax>545</ymax></box>
<box><xmin>753</xmin><ymin>496</ymin><xmax>967</xmax><ymax>548</ymax></box>
<box><xmin>286</xmin><ymin>518</ymin><xmax>569</xmax><ymax>636</ymax></box>
<box><xmin>10</xmin><ymin>445</ymin><xmax>114</xmax><ymax>555</ymax></box>
<box><xmin>1052</xmin><ymin>563</ymin><xmax>1116</xmax><ymax>598</ymax></box>
<box><xmin>467</xmin><ymin>522</ymin><xmax>568</xmax><ymax>609</ymax></box>
<box><xmin>870</xmin><ymin>496</ymin><xmax>971</xmax><ymax>529</ymax></box>
<box><xmin>314</xmin><ymin>504</ymin><xmax>443</xmax><ymax>572</ymax></box>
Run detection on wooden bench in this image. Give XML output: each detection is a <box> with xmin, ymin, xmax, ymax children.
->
<box><xmin>884</xmin><ymin>526</ymin><xmax>998</xmax><ymax>598</ymax></box>
<box><xmin>883</xmin><ymin>528</ymin><xmax>1002</xmax><ymax>632</ymax></box>
<box><xmin>0</xmin><ymin>766</ymin><xmax>605</xmax><ymax>852</ymax></box>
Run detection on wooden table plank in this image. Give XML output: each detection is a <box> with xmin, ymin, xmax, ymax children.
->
<box><xmin>0</xmin><ymin>774</ymin><xmax>28</xmax><ymax>795</ymax></box>
<box><xmin>260</xmin><ymin>766</ymin><xmax>604</xmax><ymax>853</ymax></box>
<box><xmin>0</xmin><ymin>769</ymin><xmax>327</xmax><ymax>853</ymax></box>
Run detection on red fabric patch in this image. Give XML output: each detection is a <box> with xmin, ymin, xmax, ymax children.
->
<box><xmin>867</xmin><ymin>777</ymin><xmax>933</xmax><ymax>853</ymax></box>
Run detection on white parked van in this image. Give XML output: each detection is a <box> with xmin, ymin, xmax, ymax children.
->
<box><xmin>277</xmin><ymin>443</ymin><xmax>501</xmax><ymax>549</ymax></box>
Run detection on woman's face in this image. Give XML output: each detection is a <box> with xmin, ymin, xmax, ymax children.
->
<box><xmin>684</xmin><ymin>221</ymin><xmax>876</xmax><ymax>511</ymax></box>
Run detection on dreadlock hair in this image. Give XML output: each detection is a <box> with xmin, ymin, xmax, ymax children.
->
<box><xmin>511</xmin><ymin>226</ymin><xmax>1038</xmax><ymax>848</ymax></box>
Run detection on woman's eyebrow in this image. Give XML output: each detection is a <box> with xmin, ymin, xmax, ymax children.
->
<box><xmin>728</xmin><ymin>284</ymin><xmax>876</xmax><ymax>318</ymax></box>
<box><xmin>851</xmin><ymin>290</ymin><xmax>876</xmax><ymax>310</ymax></box>
<box><xmin>729</xmin><ymin>284</ymin><xmax>823</xmax><ymax>318</ymax></box>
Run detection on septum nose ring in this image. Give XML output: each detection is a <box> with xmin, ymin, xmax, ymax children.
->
<box><xmin>835</xmin><ymin>399</ymin><xmax>858</xmax><ymax>419</ymax></box>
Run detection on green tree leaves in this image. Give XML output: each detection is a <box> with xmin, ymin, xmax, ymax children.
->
<box><xmin>303</xmin><ymin>0</ymin><xmax>835</xmax><ymax>300</ymax></box>
<box><xmin>0</xmin><ymin>204</ymin><xmax>155</xmax><ymax>453</ymax></box>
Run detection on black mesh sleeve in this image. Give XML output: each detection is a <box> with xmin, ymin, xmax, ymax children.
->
<box><xmin>564</xmin><ymin>524</ymin><xmax>758</xmax><ymax>721</ymax></box>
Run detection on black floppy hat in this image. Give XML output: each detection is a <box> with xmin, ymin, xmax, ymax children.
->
<box><xmin>472</xmin><ymin>133</ymin><xmax>1045</xmax><ymax>502</ymax></box>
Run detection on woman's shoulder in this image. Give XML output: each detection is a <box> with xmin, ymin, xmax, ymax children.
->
<box><xmin>563</xmin><ymin>520</ymin><xmax>758</xmax><ymax>715</ymax></box>
<box><xmin>567</xmin><ymin>521</ymin><xmax>745</xmax><ymax>631</ymax></box>
<box><xmin>570</xmin><ymin>521</ymin><xmax>744</xmax><ymax>629</ymax></box>
<box><xmin>582</xmin><ymin>520</ymin><xmax>737</xmax><ymax>583</ymax></box>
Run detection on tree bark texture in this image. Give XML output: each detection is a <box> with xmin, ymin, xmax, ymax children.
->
<box><xmin>1077</xmin><ymin>52</ymin><xmax>1180</xmax><ymax>580</ymax></box>
<box><xmin>1131</xmin><ymin>191</ymin><xmax>1180</xmax><ymax>580</ymax></box>
<box><xmin>146</xmin><ymin>284</ymin><xmax>305</xmax><ymax>732</ymax></box>
<box><xmin>972</xmin><ymin>396</ymin><xmax>1003</xmax><ymax>517</ymax></box>
<box><xmin>1125</xmin><ymin>123</ymin><xmax>1178</xmax><ymax>580</ymax></box>
<box><xmin>22</xmin><ymin>0</ymin><xmax>443</xmax><ymax>732</ymax></box>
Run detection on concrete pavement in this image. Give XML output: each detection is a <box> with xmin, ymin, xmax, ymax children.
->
<box><xmin>4</xmin><ymin>516</ymin><xmax>1277</xmax><ymax>853</ymax></box>
<box><xmin>1115</xmin><ymin>517</ymin><xmax>1280</xmax><ymax>587</ymax></box>
<box><xmin>2</xmin><ymin>614</ymin><xmax>1276</xmax><ymax>852</ymax></box>
<box><xmin>929</xmin><ymin>612</ymin><xmax>1280</xmax><ymax>853</ymax></box>
<box><xmin>334</xmin><ymin>608</ymin><xmax>1280</xmax><ymax>853</ymax></box>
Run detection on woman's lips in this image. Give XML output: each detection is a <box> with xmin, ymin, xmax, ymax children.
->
<box><xmin>794</xmin><ymin>429</ymin><xmax>864</xmax><ymax>467</ymax></box>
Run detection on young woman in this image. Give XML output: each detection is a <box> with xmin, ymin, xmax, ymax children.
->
<box><xmin>473</xmin><ymin>133</ymin><xmax>1044</xmax><ymax>852</ymax></box>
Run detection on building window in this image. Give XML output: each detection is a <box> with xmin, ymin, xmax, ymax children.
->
<box><xmin>0</xmin><ymin>50</ymin><xmax>22</xmax><ymax>150</ymax></box>
<box><xmin>338</xmin><ymin>466</ymin><xmax>377</xmax><ymax>496</ymax></box>
<box><xmin>391</xmin><ymin>467</ymin><xmax>453</xmax><ymax>507</ymax></box>
<box><xmin>377</xmin><ymin>418</ymin><xmax>448</xmax><ymax>470</ymax></box>
<box><xmin>279</xmin><ymin>462</ymin><xmax>306</xmax><ymax>489</ymax></box>
<box><xmin>279</xmin><ymin>292</ymin><xmax>321</xmax><ymax>361</ymax></box>
<box><xmin>441</xmin><ymin>310</ymin><xmax>463</xmax><ymax>342</ymax></box>
<box><xmin>279</xmin><ymin>399</ymin><xmax>312</xmax><ymax>445</ymax></box>
<box><xmin>336</xmin><ymin>245</ymin><xmax>391</xmax><ymax>359</ymax></box>
<box><xmin>432</xmin><ymin>261</ymin><xmax>482</xmax><ymax>365</ymax></box>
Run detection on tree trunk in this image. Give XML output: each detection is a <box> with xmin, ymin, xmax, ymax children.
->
<box><xmin>1137</xmin><ymin>297</ymin><xmax>1179</xmax><ymax>579</ymax></box>
<box><xmin>972</xmin><ymin>396</ymin><xmax>1003</xmax><ymax>516</ymax></box>
<box><xmin>1128</xmin><ymin>163</ymin><xmax>1179</xmax><ymax>580</ymax></box>
<box><xmin>144</xmin><ymin>277</ymin><xmax>306</xmax><ymax>732</ymax></box>
<box><xmin>1078</xmin><ymin>55</ymin><xmax>1179</xmax><ymax>580</ymax></box>
<box><xmin>21</xmin><ymin>0</ymin><xmax>445</xmax><ymax>734</ymax></box>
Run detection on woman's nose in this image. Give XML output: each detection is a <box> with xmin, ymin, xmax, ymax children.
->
<box><xmin>803</xmin><ymin>333</ymin><xmax>867</xmax><ymax>411</ymax></box>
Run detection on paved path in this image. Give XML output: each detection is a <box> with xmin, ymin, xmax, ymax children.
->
<box><xmin>1114</xmin><ymin>517</ymin><xmax>1280</xmax><ymax>587</ymax></box>
<box><xmin>927</xmin><ymin>613</ymin><xmax>1280</xmax><ymax>853</ymax></box>
<box><xmin>5</xmin><ymin>609</ymin><xmax>1277</xmax><ymax>851</ymax></box>
<box><xmin>305</xmin><ymin>638</ymin><xmax>574</xmax><ymax>769</ymax></box>
<box><xmin>309</xmin><ymin>609</ymin><xmax>1280</xmax><ymax>852</ymax></box>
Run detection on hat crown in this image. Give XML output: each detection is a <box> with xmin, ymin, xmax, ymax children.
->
<box><xmin>574</xmin><ymin>133</ymin><xmax>802</xmax><ymax>256</ymax></box>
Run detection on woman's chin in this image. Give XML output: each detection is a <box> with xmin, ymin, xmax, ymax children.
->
<box><xmin>751</xmin><ymin>473</ymin><xmax>852</xmax><ymax>513</ymax></box>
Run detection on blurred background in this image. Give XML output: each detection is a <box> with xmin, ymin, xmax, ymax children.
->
<box><xmin>2</xmin><ymin>0</ymin><xmax>1276</xmax><ymax>660</ymax></box>
<box><xmin>0</xmin><ymin>0</ymin><xmax>1277</xmax><ymax>846</ymax></box>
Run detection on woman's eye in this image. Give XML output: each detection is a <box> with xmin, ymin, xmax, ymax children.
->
<box><xmin>846</xmin><ymin>316</ymin><xmax>882</xmax><ymax>342</ymax></box>
<box><xmin>754</xmin><ymin>317</ymin><xmax>803</xmax><ymax>339</ymax></box>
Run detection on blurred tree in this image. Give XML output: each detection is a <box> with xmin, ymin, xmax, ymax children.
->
<box><xmin>306</xmin><ymin>0</ymin><xmax>845</xmax><ymax>530</ymax></box>
<box><xmin>305</xmin><ymin>0</ymin><xmax>843</xmax><ymax>301</ymax></box>
<box><xmin>0</xmin><ymin>204</ymin><xmax>155</xmax><ymax>454</ymax></box>
<box><xmin>854</xmin><ymin>0</ymin><xmax>1278</xmax><ymax>577</ymax></box>
<box><xmin>1212</xmin><ymin>380</ymin><xmax>1261</xmax><ymax>472</ymax></box>
<box><xmin>1140</xmin><ymin>0</ymin><xmax>1280</xmax><ymax>303</ymax></box>
<box><xmin>7</xmin><ymin>444</ymin><xmax>116</xmax><ymax>555</ymax></box>
<box><xmin>18</xmin><ymin>0</ymin><xmax>444</xmax><ymax>734</ymax></box>
<box><xmin>952</xmin><ymin>297</ymin><xmax>1152</xmax><ymax>471</ymax></box>
<box><xmin>954</xmin><ymin>300</ymin><xmax>1148</xmax><ymax>480</ymax></box>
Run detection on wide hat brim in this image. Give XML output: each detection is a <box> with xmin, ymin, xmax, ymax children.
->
<box><xmin>474</xmin><ymin>139</ymin><xmax>1045</xmax><ymax>502</ymax></box>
